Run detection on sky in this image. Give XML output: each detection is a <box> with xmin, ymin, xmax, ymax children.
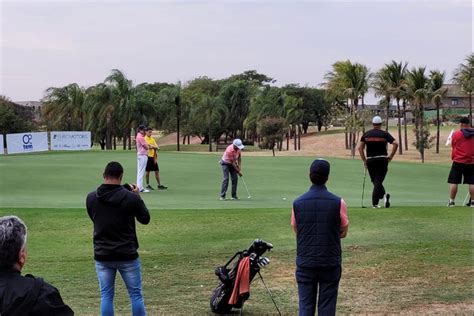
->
<box><xmin>0</xmin><ymin>0</ymin><xmax>472</xmax><ymax>103</ymax></box>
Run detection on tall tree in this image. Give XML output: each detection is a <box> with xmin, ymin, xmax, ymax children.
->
<box><xmin>84</xmin><ymin>83</ymin><xmax>116</xmax><ymax>149</ymax></box>
<box><xmin>429</xmin><ymin>70</ymin><xmax>447</xmax><ymax>154</ymax></box>
<box><xmin>452</xmin><ymin>53</ymin><xmax>474</xmax><ymax>125</ymax></box>
<box><xmin>158</xmin><ymin>83</ymin><xmax>183</xmax><ymax>151</ymax></box>
<box><xmin>407</xmin><ymin>67</ymin><xmax>431</xmax><ymax>162</ymax></box>
<box><xmin>324</xmin><ymin>60</ymin><xmax>371</xmax><ymax>156</ymax></box>
<box><xmin>219</xmin><ymin>80</ymin><xmax>253</xmax><ymax>140</ymax></box>
<box><xmin>374</xmin><ymin>61</ymin><xmax>408</xmax><ymax>154</ymax></box>
<box><xmin>42</xmin><ymin>83</ymin><xmax>86</xmax><ymax>131</ymax></box>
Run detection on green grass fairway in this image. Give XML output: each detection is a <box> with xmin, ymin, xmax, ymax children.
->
<box><xmin>0</xmin><ymin>151</ymin><xmax>473</xmax><ymax>314</ymax></box>
<box><xmin>0</xmin><ymin>151</ymin><xmax>468</xmax><ymax>208</ymax></box>
<box><xmin>4</xmin><ymin>207</ymin><xmax>473</xmax><ymax>315</ymax></box>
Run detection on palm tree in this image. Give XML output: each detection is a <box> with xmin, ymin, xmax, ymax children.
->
<box><xmin>374</xmin><ymin>61</ymin><xmax>408</xmax><ymax>154</ymax></box>
<box><xmin>372</xmin><ymin>67</ymin><xmax>391</xmax><ymax>131</ymax></box>
<box><xmin>324</xmin><ymin>60</ymin><xmax>371</xmax><ymax>156</ymax></box>
<box><xmin>407</xmin><ymin>67</ymin><xmax>430</xmax><ymax>162</ymax></box>
<box><xmin>452</xmin><ymin>53</ymin><xmax>474</xmax><ymax>125</ymax></box>
<box><xmin>430</xmin><ymin>70</ymin><xmax>447</xmax><ymax>153</ymax></box>
<box><xmin>84</xmin><ymin>83</ymin><xmax>115</xmax><ymax>149</ymax></box>
<box><xmin>285</xmin><ymin>95</ymin><xmax>304</xmax><ymax>151</ymax></box>
<box><xmin>42</xmin><ymin>83</ymin><xmax>86</xmax><ymax>130</ymax></box>
<box><xmin>158</xmin><ymin>83</ymin><xmax>183</xmax><ymax>151</ymax></box>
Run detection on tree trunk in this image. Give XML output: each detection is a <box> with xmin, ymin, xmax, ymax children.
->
<box><xmin>298</xmin><ymin>125</ymin><xmax>301</xmax><ymax>150</ymax></box>
<box><xmin>436</xmin><ymin>102</ymin><xmax>440</xmax><ymax>154</ymax></box>
<box><xmin>286</xmin><ymin>131</ymin><xmax>289</xmax><ymax>150</ymax></box>
<box><xmin>113</xmin><ymin>135</ymin><xmax>116</xmax><ymax>150</ymax></box>
<box><xmin>187</xmin><ymin>135</ymin><xmax>190</xmax><ymax>144</ymax></box>
<box><xmin>294</xmin><ymin>126</ymin><xmax>297</xmax><ymax>151</ymax></box>
<box><xmin>345</xmin><ymin>130</ymin><xmax>349</xmax><ymax>149</ymax></box>
<box><xmin>123</xmin><ymin>131</ymin><xmax>127</xmax><ymax>150</ymax></box>
<box><xmin>385</xmin><ymin>97</ymin><xmax>390</xmax><ymax>131</ymax></box>
<box><xmin>403</xmin><ymin>101</ymin><xmax>408</xmax><ymax>150</ymax></box>
<box><xmin>469</xmin><ymin>92</ymin><xmax>472</xmax><ymax>127</ymax></box>
<box><xmin>272</xmin><ymin>147</ymin><xmax>275</xmax><ymax>157</ymax></box>
<box><xmin>397</xmin><ymin>99</ymin><xmax>403</xmax><ymax>155</ymax></box>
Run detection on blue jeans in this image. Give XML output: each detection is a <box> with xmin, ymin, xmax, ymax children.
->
<box><xmin>95</xmin><ymin>258</ymin><xmax>146</xmax><ymax>316</ymax></box>
<box><xmin>296</xmin><ymin>265</ymin><xmax>341</xmax><ymax>316</ymax></box>
<box><xmin>220</xmin><ymin>161</ymin><xmax>238</xmax><ymax>198</ymax></box>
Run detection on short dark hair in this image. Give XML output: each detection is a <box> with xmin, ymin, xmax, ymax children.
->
<box><xmin>309</xmin><ymin>159</ymin><xmax>330</xmax><ymax>185</ymax></box>
<box><xmin>310</xmin><ymin>172</ymin><xmax>329</xmax><ymax>185</ymax></box>
<box><xmin>459</xmin><ymin>117</ymin><xmax>470</xmax><ymax>124</ymax></box>
<box><xmin>0</xmin><ymin>216</ymin><xmax>27</xmax><ymax>269</ymax></box>
<box><xmin>103</xmin><ymin>161</ymin><xmax>124</xmax><ymax>179</ymax></box>
<box><xmin>137</xmin><ymin>124</ymin><xmax>146</xmax><ymax>131</ymax></box>
<box><xmin>145</xmin><ymin>127</ymin><xmax>153</xmax><ymax>131</ymax></box>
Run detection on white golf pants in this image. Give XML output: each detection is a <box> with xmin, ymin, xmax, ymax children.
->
<box><xmin>137</xmin><ymin>155</ymin><xmax>148</xmax><ymax>191</ymax></box>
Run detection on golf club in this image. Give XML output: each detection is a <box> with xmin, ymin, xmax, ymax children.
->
<box><xmin>240</xmin><ymin>176</ymin><xmax>252</xmax><ymax>199</ymax></box>
<box><xmin>463</xmin><ymin>192</ymin><xmax>470</xmax><ymax>206</ymax></box>
<box><xmin>361</xmin><ymin>167</ymin><xmax>367</xmax><ymax>208</ymax></box>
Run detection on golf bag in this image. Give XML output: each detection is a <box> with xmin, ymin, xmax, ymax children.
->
<box><xmin>210</xmin><ymin>239</ymin><xmax>273</xmax><ymax>314</ymax></box>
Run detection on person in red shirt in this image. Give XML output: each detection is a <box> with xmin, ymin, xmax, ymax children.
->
<box><xmin>447</xmin><ymin>117</ymin><xmax>474</xmax><ymax>207</ymax></box>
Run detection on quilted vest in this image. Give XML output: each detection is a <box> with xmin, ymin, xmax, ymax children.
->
<box><xmin>293</xmin><ymin>185</ymin><xmax>342</xmax><ymax>267</ymax></box>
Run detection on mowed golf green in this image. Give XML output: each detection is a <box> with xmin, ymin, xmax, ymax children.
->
<box><xmin>0</xmin><ymin>151</ymin><xmax>472</xmax><ymax>314</ymax></box>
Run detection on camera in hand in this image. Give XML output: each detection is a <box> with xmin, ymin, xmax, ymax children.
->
<box><xmin>123</xmin><ymin>183</ymin><xmax>133</xmax><ymax>191</ymax></box>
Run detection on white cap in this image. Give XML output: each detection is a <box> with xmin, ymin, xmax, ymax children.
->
<box><xmin>232</xmin><ymin>138</ymin><xmax>245</xmax><ymax>150</ymax></box>
<box><xmin>372</xmin><ymin>116</ymin><xmax>383</xmax><ymax>124</ymax></box>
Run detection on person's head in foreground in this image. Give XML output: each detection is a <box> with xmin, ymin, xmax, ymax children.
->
<box><xmin>103</xmin><ymin>161</ymin><xmax>124</xmax><ymax>183</ymax></box>
<box><xmin>372</xmin><ymin>115</ymin><xmax>383</xmax><ymax>128</ymax></box>
<box><xmin>232</xmin><ymin>138</ymin><xmax>245</xmax><ymax>150</ymax></box>
<box><xmin>0</xmin><ymin>215</ymin><xmax>27</xmax><ymax>271</ymax></box>
<box><xmin>459</xmin><ymin>116</ymin><xmax>471</xmax><ymax>128</ymax></box>
<box><xmin>309</xmin><ymin>159</ymin><xmax>330</xmax><ymax>185</ymax></box>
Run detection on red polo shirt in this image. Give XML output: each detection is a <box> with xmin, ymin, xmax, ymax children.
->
<box><xmin>451</xmin><ymin>129</ymin><xmax>474</xmax><ymax>164</ymax></box>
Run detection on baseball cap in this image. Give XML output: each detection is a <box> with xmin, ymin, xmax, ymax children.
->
<box><xmin>232</xmin><ymin>138</ymin><xmax>245</xmax><ymax>150</ymax></box>
<box><xmin>310</xmin><ymin>159</ymin><xmax>330</xmax><ymax>177</ymax></box>
<box><xmin>372</xmin><ymin>116</ymin><xmax>383</xmax><ymax>124</ymax></box>
<box><xmin>459</xmin><ymin>117</ymin><xmax>470</xmax><ymax>124</ymax></box>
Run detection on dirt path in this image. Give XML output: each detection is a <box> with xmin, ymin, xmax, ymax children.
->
<box><xmin>157</xmin><ymin>127</ymin><xmax>455</xmax><ymax>164</ymax></box>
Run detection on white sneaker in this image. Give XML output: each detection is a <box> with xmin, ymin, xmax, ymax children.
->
<box><xmin>372</xmin><ymin>205</ymin><xmax>381</xmax><ymax>209</ymax></box>
<box><xmin>140</xmin><ymin>189</ymin><xmax>150</xmax><ymax>193</ymax></box>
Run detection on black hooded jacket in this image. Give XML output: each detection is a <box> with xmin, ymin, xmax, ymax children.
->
<box><xmin>0</xmin><ymin>268</ymin><xmax>74</xmax><ymax>315</ymax></box>
<box><xmin>86</xmin><ymin>184</ymin><xmax>150</xmax><ymax>261</ymax></box>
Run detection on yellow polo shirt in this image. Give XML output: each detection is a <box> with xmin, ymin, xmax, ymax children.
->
<box><xmin>144</xmin><ymin>135</ymin><xmax>158</xmax><ymax>158</ymax></box>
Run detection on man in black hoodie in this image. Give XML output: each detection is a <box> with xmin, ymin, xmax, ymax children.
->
<box><xmin>86</xmin><ymin>161</ymin><xmax>150</xmax><ymax>316</ymax></box>
<box><xmin>0</xmin><ymin>215</ymin><xmax>73</xmax><ymax>316</ymax></box>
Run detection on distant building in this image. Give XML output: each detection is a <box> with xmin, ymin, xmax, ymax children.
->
<box><xmin>426</xmin><ymin>84</ymin><xmax>470</xmax><ymax>110</ymax></box>
<box><xmin>14</xmin><ymin>101</ymin><xmax>43</xmax><ymax>122</ymax></box>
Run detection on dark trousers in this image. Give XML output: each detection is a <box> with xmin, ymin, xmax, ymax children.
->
<box><xmin>367</xmin><ymin>158</ymin><xmax>388</xmax><ymax>206</ymax></box>
<box><xmin>220</xmin><ymin>162</ymin><xmax>238</xmax><ymax>198</ymax></box>
<box><xmin>296</xmin><ymin>265</ymin><xmax>341</xmax><ymax>316</ymax></box>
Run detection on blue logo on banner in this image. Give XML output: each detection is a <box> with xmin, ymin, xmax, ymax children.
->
<box><xmin>22</xmin><ymin>134</ymin><xmax>33</xmax><ymax>150</ymax></box>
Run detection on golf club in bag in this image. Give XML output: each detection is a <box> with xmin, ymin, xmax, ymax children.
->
<box><xmin>210</xmin><ymin>239</ymin><xmax>281</xmax><ymax>315</ymax></box>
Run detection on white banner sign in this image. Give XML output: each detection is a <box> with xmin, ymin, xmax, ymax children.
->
<box><xmin>0</xmin><ymin>134</ymin><xmax>4</xmax><ymax>155</ymax></box>
<box><xmin>7</xmin><ymin>132</ymin><xmax>49</xmax><ymax>154</ymax></box>
<box><xmin>51</xmin><ymin>131</ymin><xmax>91</xmax><ymax>151</ymax></box>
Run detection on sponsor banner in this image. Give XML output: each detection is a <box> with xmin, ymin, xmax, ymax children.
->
<box><xmin>51</xmin><ymin>131</ymin><xmax>91</xmax><ymax>151</ymax></box>
<box><xmin>0</xmin><ymin>134</ymin><xmax>4</xmax><ymax>154</ymax></box>
<box><xmin>7</xmin><ymin>132</ymin><xmax>49</xmax><ymax>154</ymax></box>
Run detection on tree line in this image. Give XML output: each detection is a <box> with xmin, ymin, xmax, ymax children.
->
<box><xmin>1</xmin><ymin>54</ymin><xmax>472</xmax><ymax>159</ymax></box>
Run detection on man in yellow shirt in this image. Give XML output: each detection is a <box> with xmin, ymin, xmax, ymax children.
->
<box><xmin>144</xmin><ymin>127</ymin><xmax>167</xmax><ymax>190</ymax></box>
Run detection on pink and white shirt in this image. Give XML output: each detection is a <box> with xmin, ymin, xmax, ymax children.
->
<box><xmin>221</xmin><ymin>144</ymin><xmax>241</xmax><ymax>164</ymax></box>
<box><xmin>136</xmin><ymin>133</ymin><xmax>148</xmax><ymax>156</ymax></box>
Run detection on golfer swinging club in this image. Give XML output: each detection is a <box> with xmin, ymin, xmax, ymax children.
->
<box><xmin>358</xmin><ymin>116</ymin><xmax>398</xmax><ymax>208</ymax></box>
<box><xmin>219</xmin><ymin>139</ymin><xmax>244</xmax><ymax>200</ymax></box>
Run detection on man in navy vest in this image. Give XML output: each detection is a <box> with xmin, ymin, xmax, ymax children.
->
<box><xmin>291</xmin><ymin>159</ymin><xmax>349</xmax><ymax>316</ymax></box>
